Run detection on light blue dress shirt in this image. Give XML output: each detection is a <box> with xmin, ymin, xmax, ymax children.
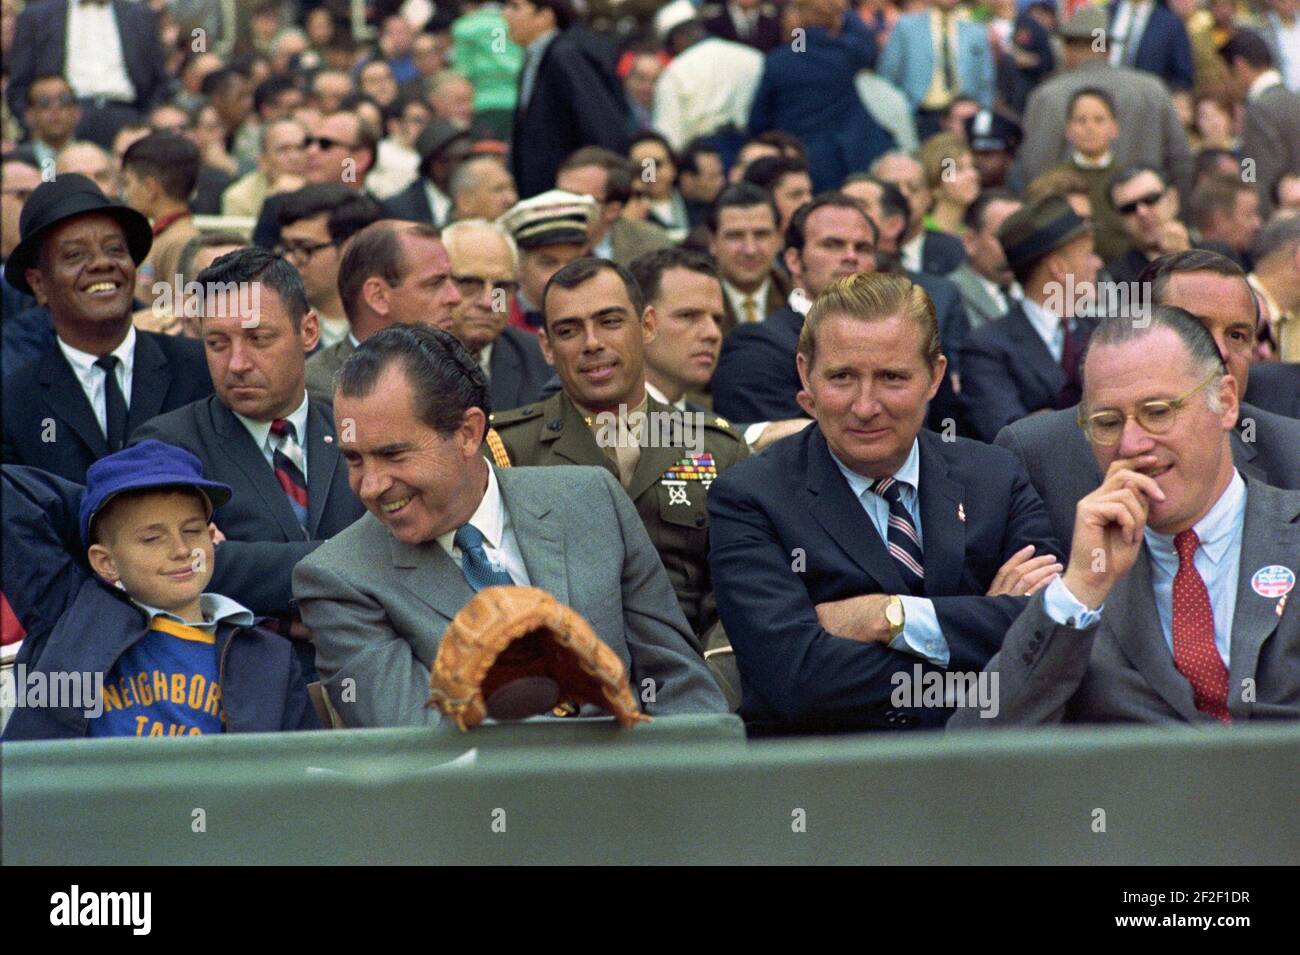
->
<box><xmin>134</xmin><ymin>593</ymin><xmax>256</xmax><ymax>635</ymax></box>
<box><xmin>829</xmin><ymin>439</ymin><xmax>949</xmax><ymax>666</ymax></box>
<box><xmin>1043</xmin><ymin>471</ymin><xmax>1247</xmax><ymax>671</ymax></box>
<box><xmin>518</xmin><ymin>29</ymin><xmax>558</xmax><ymax>110</ymax></box>
<box><xmin>1019</xmin><ymin>296</ymin><xmax>1071</xmax><ymax>363</ymax></box>
<box><xmin>233</xmin><ymin>391</ymin><xmax>310</xmax><ymax>475</ymax></box>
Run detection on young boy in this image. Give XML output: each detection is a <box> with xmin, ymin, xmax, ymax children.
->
<box><xmin>120</xmin><ymin>131</ymin><xmax>201</xmax><ymax>303</ymax></box>
<box><xmin>1052</xmin><ymin>87</ymin><xmax>1128</xmax><ymax>264</ymax></box>
<box><xmin>1</xmin><ymin>441</ymin><xmax>318</xmax><ymax>740</ymax></box>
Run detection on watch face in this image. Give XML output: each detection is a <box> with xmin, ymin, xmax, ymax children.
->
<box><xmin>887</xmin><ymin>601</ymin><xmax>904</xmax><ymax>627</ymax></box>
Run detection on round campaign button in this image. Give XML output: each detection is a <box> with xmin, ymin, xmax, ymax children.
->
<box><xmin>1251</xmin><ymin>565</ymin><xmax>1296</xmax><ymax>599</ymax></box>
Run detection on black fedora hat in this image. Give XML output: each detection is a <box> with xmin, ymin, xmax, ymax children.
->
<box><xmin>4</xmin><ymin>173</ymin><xmax>152</xmax><ymax>296</ymax></box>
<box><xmin>996</xmin><ymin>195</ymin><xmax>1090</xmax><ymax>276</ymax></box>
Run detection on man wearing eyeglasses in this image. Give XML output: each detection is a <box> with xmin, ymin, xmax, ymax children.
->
<box><xmin>952</xmin><ymin>305</ymin><xmax>1300</xmax><ymax>727</ymax></box>
<box><xmin>442</xmin><ymin>219</ymin><xmax>549</xmax><ymax>413</ymax></box>
<box><xmin>21</xmin><ymin>75</ymin><xmax>85</xmax><ymax>170</ymax></box>
<box><xmin>996</xmin><ymin>249</ymin><xmax>1300</xmax><ymax>550</ymax></box>
<box><xmin>306</xmin><ymin>220</ymin><xmax>462</xmax><ymax>403</ymax></box>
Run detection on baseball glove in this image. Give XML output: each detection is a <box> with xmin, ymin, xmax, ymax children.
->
<box><xmin>428</xmin><ymin>585</ymin><xmax>652</xmax><ymax>731</ymax></box>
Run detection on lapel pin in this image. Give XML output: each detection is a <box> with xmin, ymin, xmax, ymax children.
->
<box><xmin>957</xmin><ymin>503</ymin><xmax>966</xmax><ymax>523</ymax></box>
<box><xmin>1251</xmin><ymin>565</ymin><xmax>1294</xmax><ymax>600</ymax></box>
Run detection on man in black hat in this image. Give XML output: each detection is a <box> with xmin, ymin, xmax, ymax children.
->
<box><xmin>2</xmin><ymin>175</ymin><xmax>213</xmax><ymax>484</ymax></box>
<box><xmin>964</xmin><ymin>108</ymin><xmax>1023</xmax><ymax>191</ymax></box>
<box><xmin>381</xmin><ymin>119</ymin><xmax>477</xmax><ymax>228</ymax></box>
<box><xmin>959</xmin><ymin>195</ymin><xmax>1102</xmax><ymax>443</ymax></box>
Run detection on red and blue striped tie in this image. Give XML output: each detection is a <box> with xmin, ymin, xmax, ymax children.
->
<box><xmin>270</xmin><ymin>418</ymin><xmax>308</xmax><ymax>528</ymax></box>
<box><xmin>871</xmin><ymin>477</ymin><xmax>925</xmax><ymax>596</ymax></box>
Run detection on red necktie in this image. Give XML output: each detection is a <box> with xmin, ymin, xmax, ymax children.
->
<box><xmin>1171</xmin><ymin>530</ymin><xmax>1232</xmax><ymax>724</ymax></box>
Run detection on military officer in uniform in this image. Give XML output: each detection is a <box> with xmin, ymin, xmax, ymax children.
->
<box><xmin>488</xmin><ymin>257</ymin><xmax>748</xmax><ymax>642</ymax></box>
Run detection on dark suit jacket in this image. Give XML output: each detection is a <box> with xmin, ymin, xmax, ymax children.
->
<box><xmin>381</xmin><ymin>178</ymin><xmax>437</xmax><ymax>225</ymax></box>
<box><xmin>951</xmin><ymin>479</ymin><xmax>1300</xmax><ymax>727</ymax></box>
<box><xmin>1243</xmin><ymin>83</ymin><xmax>1300</xmax><ymax>218</ymax></box>
<box><xmin>702</xmin><ymin>4</ymin><xmax>784</xmax><ymax>52</ymax></box>
<box><xmin>995</xmin><ymin>401</ymin><xmax>1300</xmax><ymax>549</ymax></box>
<box><xmin>6</xmin><ymin>0</ymin><xmax>170</xmax><ymax>124</ymax></box>
<box><xmin>129</xmin><ymin>395</ymin><xmax>365</xmax><ymax>617</ymax></box>
<box><xmin>2</xmin><ymin>332</ymin><xmax>213</xmax><ymax>484</ymax></box>
<box><xmin>487</xmin><ymin>325</ymin><xmax>551</xmax><ymax>414</ymax></box>
<box><xmin>720</xmin><ymin>269</ymin><xmax>790</xmax><ymax>337</ymax></box>
<box><xmin>1245</xmin><ymin>362</ymin><xmax>1300</xmax><ymax>419</ymax></box>
<box><xmin>707</xmin><ymin>425</ymin><xmax>1061</xmax><ymax>734</ymax></box>
<box><xmin>960</xmin><ymin>301</ymin><xmax>1094</xmax><ymax>442</ymax></box>
<box><xmin>920</xmin><ymin>231</ymin><xmax>967</xmax><ymax>277</ymax></box>
<box><xmin>510</xmin><ymin>26</ymin><xmax>630</xmax><ymax>200</ymax></box>
<box><xmin>1108</xmin><ymin>0</ymin><xmax>1194</xmax><ymax>91</ymax></box>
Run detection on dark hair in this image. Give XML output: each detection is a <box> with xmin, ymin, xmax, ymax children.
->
<box><xmin>784</xmin><ymin>192</ymin><xmax>878</xmax><ymax>254</ymax></box>
<box><xmin>542</xmin><ymin>257</ymin><xmax>645</xmax><ymax>325</ymax></box>
<box><xmin>1185</xmin><ymin>176</ymin><xmax>1253</xmax><ymax>232</ymax></box>
<box><xmin>752</xmin><ymin>129</ymin><xmax>806</xmax><ymax>161</ymax></box>
<box><xmin>1106</xmin><ymin>164</ymin><xmax>1166</xmax><ymax>207</ymax></box>
<box><xmin>277</xmin><ymin>185</ymin><xmax>383</xmax><ymax>243</ymax></box>
<box><xmin>870</xmin><ymin>176</ymin><xmax>911</xmax><ymax>228</ymax></box>
<box><xmin>529</xmin><ymin>0</ymin><xmax>577</xmax><ymax>31</ymax></box>
<box><xmin>121</xmin><ymin>132</ymin><xmax>200</xmax><ymax>202</ymax></box>
<box><xmin>559</xmin><ymin>146</ymin><xmax>634</xmax><ymax>205</ymax></box>
<box><xmin>27</xmin><ymin>73</ymin><xmax>73</xmax><ymax>103</ymax></box>
<box><xmin>200</xmin><ymin>67</ymin><xmax>243</xmax><ymax>99</ymax></box>
<box><xmin>629</xmin><ymin>131</ymin><xmax>677</xmax><ymax>168</ymax></box>
<box><xmin>627</xmin><ymin>247</ymin><xmax>719</xmax><ymax>305</ymax></box>
<box><xmin>743</xmin><ymin>155</ymin><xmax>810</xmax><ymax>194</ymax></box>
<box><xmin>1219</xmin><ymin>29</ymin><xmax>1274</xmax><ymax>69</ymax></box>
<box><xmin>963</xmin><ymin>187</ymin><xmax>1020</xmax><ymax>233</ymax></box>
<box><xmin>337</xmin><ymin>220</ymin><xmax>442</xmax><ymax>318</ymax></box>
<box><xmin>1139</xmin><ymin>249</ymin><xmax>1257</xmax><ymax>328</ymax></box>
<box><xmin>1192</xmin><ymin>147</ymin><xmax>1239</xmax><ymax>187</ymax></box>
<box><xmin>178</xmin><ymin>231</ymin><xmax>247</xmax><ymax>286</ymax></box>
<box><xmin>1083</xmin><ymin>306</ymin><xmax>1228</xmax><ymax>398</ymax></box>
<box><xmin>253</xmin><ymin>76</ymin><xmax>300</xmax><ymax>115</ymax></box>
<box><xmin>706</xmin><ymin>182</ymin><xmax>780</xmax><ymax>233</ymax></box>
<box><xmin>1068</xmin><ymin>86</ymin><xmax>1117</xmax><ymax>119</ymax></box>
<box><xmin>195</xmin><ymin>246</ymin><xmax>311</xmax><ymax>331</ymax></box>
<box><xmin>336</xmin><ymin>323</ymin><xmax>490</xmax><ymax>431</ymax></box>
<box><xmin>678</xmin><ymin>139</ymin><xmax>721</xmax><ymax>178</ymax></box>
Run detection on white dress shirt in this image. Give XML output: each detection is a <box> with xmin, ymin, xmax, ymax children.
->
<box><xmin>900</xmin><ymin>231</ymin><xmax>925</xmax><ymax>274</ymax></box>
<box><xmin>1043</xmin><ymin>471</ymin><xmax>1247</xmax><ymax>672</ymax></box>
<box><xmin>65</xmin><ymin>0</ymin><xmax>136</xmax><ymax>102</ymax></box>
<box><xmin>233</xmin><ymin>391</ymin><xmax>310</xmax><ymax>474</ymax></box>
<box><xmin>828</xmin><ymin>438</ymin><xmax>950</xmax><ymax>666</ymax></box>
<box><xmin>57</xmin><ymin>326</ymin><xmax>136</xmax><ymax>437</ymax></box>
<box><xmin>1020</xmin><ymin>296</ymin><xmax>1071</xmax><ymax>363</ymax></box>
<box><xmin>723</xmin><ymin>276</ymin><xmax>771</xmax><ymax>324</ymax></box>
<box><xmin>652</xmin><ymin>36</ymin><xmax>764</xmax><ymax>152</ymax></box>
<box><xmin>644</xmin><ymin>380</ymin><xmax>687</xmax><ymax>411</ymax></box>
<box><xmin>436</xmin><ymin>466</ymin><xmax>531</xmax><ymax>586</ymax></box>
<box><xmin>477</xmin><ymin>341</ymin><xmax>494</xmax><ymax>380</ymax></box>
<box><xmin>423</xmin><ymin>180</ymin><xmax>453</xmax><ymax>227</ymax></box>
<box><xmin>1109</xmin><ymin>0</ymin><xmax>1155</xmax><ymax>68</ymax></box>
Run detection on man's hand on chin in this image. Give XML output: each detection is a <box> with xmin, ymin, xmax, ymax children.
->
<box><xmin>815</xmin><ymin>593</ymin><xmax>893</xmax><ymax>644</ymax></box>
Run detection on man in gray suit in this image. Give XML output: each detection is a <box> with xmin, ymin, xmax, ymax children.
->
<box><xmin>952</xmin><ymin>307</ymin><xmax>1300</xmax><ymax>727</ymax></box>
<box><xmin>1017</xmin><ymin>6</ymin><xmax>1194</xmax><ymax>197</ymax></box>
<box><xmin>996</xmin><ymin>250</ymin><xmax>1300</xmax><ymax>549</ymax></box>
<box><xmin>305</xmin><ymin>220</ymin><xmax>463</xmax><ymax>403</ymax></box>
<box><xmin>293</xmin><ymin>324</ymin><xmax>726</xmax><ymax>728</ymax></box>
<box><xmin>1223</xmin><ymin>30</ymin><xmax>1300</xmax><ymax>220</ymax></box>
<box><xmin>945</xmin><ymin>189</ymin><xmax>1023</xmax><ymax>332</ymax></box>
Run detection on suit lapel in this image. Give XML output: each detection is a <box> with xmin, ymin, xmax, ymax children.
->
<box><xmin>211</xmin><ymin>401</ymin><xmax>307</xmax><ymax>540</ymax></box>
<box><xmin>915</xmin><ymin>432</ymin><xmax>966</xmax><ymax>597</ymax></box>
<box><xmin>498</xmin><ymin>468</ymin><xmax>569</xmax><ymax>605</ymax></box>
<box><xmin>1107</xmin><ymin>550</ymin><xmax>1204</xmax><ymax>722</ymax></box>
<box><xmin>389</xmin><ymin>533</ymin><xmax>472</xmax><ymax>623</ymax></box>
<box><xmin>304</xmin><ymin>401</ymin><xmax>343</xmax><ymax>537</ymax></box>
<box><xmin>488</xmin><ymin>336</ymin><xmax>522</xmax><ymax>411</ymax></box>
<box><xmin>1006</xmin><ymin>304</ymin><xmax>1065</xmax><ymax>399</ymax></box>
<box><xmin>126</xmin><ymin>331</ymin><xmax>171</xmax><ymax>432</ymax></box>
<box><xmin>39</xmin><ymin>347</ymin><xmax>108</xmax><ymax>459</ymax></box>
<box><xmin>805</xmin><ymin>427</ymin><xmax>907</xmax><ymax>593</ymax></box>
<box><xmin>1227</xmin><ymin>481</ymin><xmax>1300</xmax><ymax>716</ymax></box>
<box><xmin>1230</xmin><ymin>420</ymin><xmax>1264</xmax><ymax>481</ymax></box>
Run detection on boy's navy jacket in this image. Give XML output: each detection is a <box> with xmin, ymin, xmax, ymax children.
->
<box><xmin>2</xmin><ymin>577</ymin><xmax>319</xmax><ymax>741</ymax></box>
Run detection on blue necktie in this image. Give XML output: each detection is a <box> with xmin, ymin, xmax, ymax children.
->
<box><xmin>871</xmin><ymin>477</ymin><xmax>925</xmax><ymax>596</ymax></box>
<box><xmin>454</xmin><ymin>523</ymin><xmax>514</xmax><ymax>592</ymax></box>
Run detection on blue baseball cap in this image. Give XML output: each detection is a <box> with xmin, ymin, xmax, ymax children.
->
<box><xmin>80</xmin><ymin>440</ymin><xmax>233</xmax><ymax>546</ymax></box>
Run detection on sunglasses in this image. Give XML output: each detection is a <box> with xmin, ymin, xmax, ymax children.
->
<box><xmin>304</xmin><ymin>136</ymin><xmax>357</xmax><ymax>151</ymax></box>
<box><xmin>1117</xmin><ymin>190</ymin><xmax>1165</xmax><ymax>216</ymax></box>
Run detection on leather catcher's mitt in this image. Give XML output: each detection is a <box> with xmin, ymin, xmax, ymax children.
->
<box><xmin>428</xmin><ymin>585</ymin><xmax>652</xmax><ymax>731</ymax></box>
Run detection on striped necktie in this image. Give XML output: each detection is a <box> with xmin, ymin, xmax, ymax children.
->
<box><xmin>270</xmin><ymin>418</ymin><xmax>308</xmax><ymax>528</ymax></box>
<box><xmin>871</xmin><ymin>477</ymin><xmax>925</xmax><ymax>596</ymax></box>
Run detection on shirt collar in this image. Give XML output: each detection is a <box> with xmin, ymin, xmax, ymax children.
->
<box><xmin>789</xmin><ymin>287</ymin><xmax>811</xmax><ymax>315</ymax></box>
<box><xmin>644</xmin><ymin>380</ymin><xmax>686</xmax><ymax>410</ymax></box>
<box><xmin>1144</xmin><ymin>470</ymin><xmax>1246</xmax><ymax>567</ymax></box>
<box><xmin>723</xmin><ymin>276</ymin><xmax>770</xmax><ymax>318</ymax></box>
<box><xmin>234</xmin><ymin>390</ymin><xmax>309</xmax><ymax>452</ymax></box>
<box><xmin>1071</xmin><ymin>150</ymin><xmax>1112</xmax><ymax>169</ymax></box>
<box><xmin>1248</xmin><ymin>70</ymin><xmax>1283</xmax><ymax>101</ymax></box>
<box><xmin>57</xmin><ymin>324</ymin><xmax>136</xmax><ymax>380</ymax></box>
<box><xmin>527</xmin><ymin>29</ymin><xmax>559</xmax><ymax>61</ymax></box>
<box><xmin>1021</xmin><ymin>294</ymin><xmax>1065</xmax><ymax>339</ymax></box>
<box><xmin>133</xmin><ymin>593</ymin><xmax>256</xmax><ymax>633</ymax></box>
<box><xmin>828</xmin><ymin>436</ymin><xmax>921</xmax><ymax>501</ymax></box>
<box><xmin>438</xmin><ymin>464</ymin><xmax>506</xmax><ymax>558</ymax></box>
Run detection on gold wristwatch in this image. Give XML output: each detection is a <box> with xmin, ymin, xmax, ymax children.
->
<box><xmin>885</xmin><ymin>596</ymin><xmax>905</xmax><ymax>641</ymax></box>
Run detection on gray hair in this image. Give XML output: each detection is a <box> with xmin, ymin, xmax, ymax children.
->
<box><xmin>1083</xmin><ymin>306</ymin><xmax>1228</xmax><ymax>414</ymax></box>
<box><xmin>1251</xmin><ymin>214</ymin><xmax>1300</xmax><ymax>264</ymax></box>
<box><xmin>441</xmin><ymin>217</ymin><xmax>519</xmax><ymax>272</ymax></box>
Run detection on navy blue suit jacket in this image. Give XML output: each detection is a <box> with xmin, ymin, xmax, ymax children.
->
<box><xmin>1245</xmin><ymin>362</ymin><xmax>1300</xmax><ymax>420</ymax></box>
<box><xmin>2</xmin><ymin>331</ymin><xmax>213</xmax><ymax>484</ymax></box>
<box><xmin>707</xmin><ymin>425</ymin><xmax>1061</xmax><ymax>733</ymax></box>
<box><xmin>960</xmin><ymin>301</ymin><xmax>1094</xmax><ymax>442</ymax></box>
<box><xmin>510</xmin><ymin>26</ymin><xmax>629</xmax><ymax>199</ymax></box>
<box><xmin>129</xmin><ymin>395</ymin><xmax>365</xmax><ymax>617</ymax></box>
<box><xmin>381</xmin><ymin>179</ymin><xmax>437</xmax><ymax>225</ymax></box>
<box><xmin>1108</xmin><ymin>0</ymin><xmax>1193</xmax><ymax>91</ymax></box>
<box><xmin>920</xmin><ymin>231</ymin><xmax>967</xmax><ymax>276</ymax></box>
<box><xmin>488</xmin><ymin>325</ymin><xmax>551</xmax><ymax>414</ymax></box>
